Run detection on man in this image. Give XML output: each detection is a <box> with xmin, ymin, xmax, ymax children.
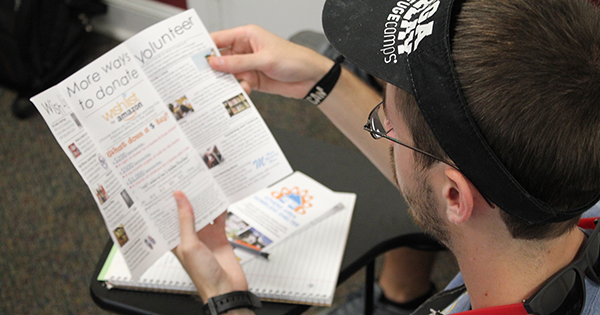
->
<box><xmin>172</xmin><ymin>0</ymin><xmax>600</xmax><ymax>314</ymax></box>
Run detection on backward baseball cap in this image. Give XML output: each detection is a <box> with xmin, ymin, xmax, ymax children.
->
<box><xmin>322</xmin><ymin>0</ymin><xmax>600</xmax><ymax>224</ymax></box>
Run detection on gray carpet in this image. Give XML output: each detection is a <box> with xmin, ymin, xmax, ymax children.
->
<box><xmin>0</xmin><ymin>32</ymin><xmax>457</xmax><ymax>315</ymax></box>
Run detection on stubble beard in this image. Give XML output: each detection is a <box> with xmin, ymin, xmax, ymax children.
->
<box><xmin>389</xmin><ymin>147</ymin><xmax>451</xmax><ymax>246</ymax></box>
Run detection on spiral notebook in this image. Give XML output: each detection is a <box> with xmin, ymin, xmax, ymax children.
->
<box><xmin>97</xmin><ymin>192</ymin><xmax>355</xmax><ymax>306</ymax></box>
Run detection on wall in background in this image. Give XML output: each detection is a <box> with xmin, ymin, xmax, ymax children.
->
<box><xmin>153</xmin><ymin>0</ymin><xmax>187</xmax><ymax>9</ymax></box>
<box><xmin>91</xmin><ymin>0</ymin><xmax>184</xmax><ymax>40</ymax></box>
<box><xmin>189</xmin><ymin>0</ymin><xmax>326</xmax><ymax>39</ymax></box>
<box><xmin>92</xmin><ymin>0</ymin><xmax>325</xmax><ymax>41</ymax></box>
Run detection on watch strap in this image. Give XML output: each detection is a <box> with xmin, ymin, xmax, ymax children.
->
<box><xmin>202</xmin><ymin>291</ymin><xmax>262</xmax><ymax>315</ymax></box>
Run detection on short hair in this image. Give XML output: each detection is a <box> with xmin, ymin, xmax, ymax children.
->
<box><xmin>396</xmin><ymin>0</ymin><xmax>600</xmax><ymax>239</ymax></box>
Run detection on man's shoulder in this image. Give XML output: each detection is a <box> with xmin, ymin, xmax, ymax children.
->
<box><xmin>583</xmin><ymin>278</ymin><xmax>600</xmax><ymax>315</ymax></box>
<box><xmin>441</xmin><ymin>276</ymin><xmax>600</xmax><ymax>314</ymax></box>
<box><xmin>582</xmin><ymin>203</ymin><xmax>600</xmax><ymax>218</ymax></box>
<box><xmin>583</xmin><ymin>202</ymin><xmax>600</xmax><ymax>314</ymax></box>
<box><xmin>442</xmin><ymin>204</ymin><xmax>600</xmax><ymax>314</ymax></box>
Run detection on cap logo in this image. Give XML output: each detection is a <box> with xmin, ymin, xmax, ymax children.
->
<box><xmin>381</xmin><ymin>0</ymin><xmax>440</xmax><ymax>64</ymax></box>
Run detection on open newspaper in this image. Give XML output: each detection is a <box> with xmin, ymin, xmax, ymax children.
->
<box><xmin>30</xmin><ymin>9</ymin><xmax>293</xmax><ymax>279</ymax></box>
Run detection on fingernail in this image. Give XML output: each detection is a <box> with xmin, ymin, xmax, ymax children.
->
<box><xmin>173</xmin><ymin>191</ymin><xmax>184</xmax><ymax>205</ymax></box>
<box><xmin>210</xmin><ymin>56</ymin><xmax>224</xmax><ymax>66</ymax></box>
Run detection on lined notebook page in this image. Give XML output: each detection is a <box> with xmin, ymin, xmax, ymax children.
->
<box><xmin>98</xmin><ymin>244</ymin><xmax>196</xmax><ymax>293</ymax></box>
<box><xmin>244</xmin><ymin>192</ymin><xmax>356</xmax><ymax>306</ymax></box>
<box><xmin>98</xmin><ymin>192</ymin><xmax>355</xmax><ymax>306</ymax></box>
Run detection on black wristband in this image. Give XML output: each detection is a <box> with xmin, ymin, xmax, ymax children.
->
<box><xmin>304</xmin><ymin>55</ymin><xmax>345</xmax><ymax>105</ymax></box>
<box><xmin>202</xmin><ymin>291</ymin><xmax>262</xmax><ymax>315</ymax></box>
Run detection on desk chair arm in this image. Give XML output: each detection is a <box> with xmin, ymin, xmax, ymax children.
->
<box><xmin>359</xmin><ymin>233</ymin><xmax>446</xmax><ymax>315</ymax></box>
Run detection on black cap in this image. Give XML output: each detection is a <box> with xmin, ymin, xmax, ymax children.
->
<box><xmin>322</xmin><ymin>0</ymin><xmax>600</xmax><ymax>224</ymax></box>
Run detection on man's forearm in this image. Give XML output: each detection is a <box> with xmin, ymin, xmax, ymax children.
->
<box><xmin>318</xmin><ymin>69</ymin><xmax>394</xmax><ymax>184</ymax></box>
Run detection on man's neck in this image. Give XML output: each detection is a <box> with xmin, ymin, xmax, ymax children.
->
<box><xmin>453</xmin><ymin>224</ymin><xmax>586</xmax><ymax>310</ymax></box>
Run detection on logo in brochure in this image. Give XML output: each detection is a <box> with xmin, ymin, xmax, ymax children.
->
<box><xmin>98</xmin><ymin>153</ymin><xmax>108</xmax><ymax>169</ymax></box>
<box><xmin>271</xmin><ymin>187</ymin><xmax>313</xmax><ymax>215</ymax></box>
<box><xmin>101</xmin><ymin>92</ymin><xmax>144</xmax><ymax>123</ymax></box>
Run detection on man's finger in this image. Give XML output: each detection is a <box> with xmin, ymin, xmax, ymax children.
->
<box><xmin>174</xmin><ymin>191</ymin><xmax>196</xmax><ymax>239</ymax></box>
<box><xmin>210</xmin><ymin>28</ymin><xmax>242</xmax><ymax>49</ymax></box>
<box><xmin>210</xmin><ymin>25</ymin><xmax>263</xmax><ymax>50</ymax></box>
<box><xmin>209</xmin><ymin>53</ymin><xmax>268</xmax><ymax>75</ymax></box>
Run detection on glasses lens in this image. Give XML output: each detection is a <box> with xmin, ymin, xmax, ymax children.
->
<box><xmin>526</xmin><ymin>269</ymin><xmax>584</xmax><ymax>315</ymax></box>
<box><xmin>369</xmin><ymin>103</ymin><xmax>389</xmax><ymax>139</ymax></box>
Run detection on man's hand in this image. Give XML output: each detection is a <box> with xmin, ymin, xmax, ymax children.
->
<box><xmin>172</xmin><ymin>191</ymin><xmax>248</xmax><ymax>302</ymax></box>
<box><xmin>208</xmin><ymin>25</ymin><xmax>334</xmax><ymax>99</ymax></box>
<box><xmin>208</xmin><ymin>25</ymin><xmax>395</xmax><ymax>186</ymax></box>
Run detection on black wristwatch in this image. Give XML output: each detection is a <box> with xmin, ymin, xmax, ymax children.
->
<box><xmin>202</xmin><ymin>291</ymin><xmax>262</xmax><ymax>315</ymax></box>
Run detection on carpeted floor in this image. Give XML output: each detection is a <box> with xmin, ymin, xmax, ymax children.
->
<box><xmin>0</xmin><ymin>32</ymin><xmax>457</xmax><ymax>315</ymax></box>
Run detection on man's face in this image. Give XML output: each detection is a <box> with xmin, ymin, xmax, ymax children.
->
<box><xmin>384</xmin><ymin>85</ymin><xmax>450</xmax><ymax>245</ymax></box>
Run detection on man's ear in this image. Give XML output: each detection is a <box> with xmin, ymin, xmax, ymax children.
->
<box><xmin>443</xmin><ymin>167</ymin><xmax>474</xmax><ymax>224</ymax></box>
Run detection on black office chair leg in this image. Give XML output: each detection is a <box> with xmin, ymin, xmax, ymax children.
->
<box><xmin>365</xmin><ymin>260</ymin><xmax>375</xmax><ymax>315</ymax></box>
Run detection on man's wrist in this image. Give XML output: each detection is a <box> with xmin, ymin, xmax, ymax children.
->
<box><xmin>222</xmin><ymin>308</ymin><xmax>255</xmax><ymax>315</ymax></box>
<box><xmin>193</xmin><ymin>271</ymin><xmax>241</xmax><ymax>302</ymax></box>
<box><xmin>304</xmin><ymin>55</ymin><xmax>345</xmax><ymax>105</ymax></box>
<box><xmin>202</xmin><ymin>291</ymin><xmax>261</xmax><ymax>315</ymax></box>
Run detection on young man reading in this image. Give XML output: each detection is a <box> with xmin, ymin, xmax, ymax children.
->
<box><xmin>172</xmin><ymin>0</ymin><xmax>600</xmax><ymax>314</ymax></box>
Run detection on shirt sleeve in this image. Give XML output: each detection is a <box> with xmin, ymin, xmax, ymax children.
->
<box><xmin>444</xmin><ymin>272</ymin><xmax>464</xmax><ymax>290</ymax></box>
<box><xmin>582</xmin><ymin>202</ymin><xmax>600</xmax><ymax>218</ymax></box>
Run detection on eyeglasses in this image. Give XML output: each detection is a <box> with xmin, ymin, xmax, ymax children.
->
<box><xmin>363</xmin><ymin>101</ymin><xmax>458</xmax><ymax>170</ymax></box>
<box><xmin>365</xmin><ymin>100</ymin><xmax>600</xmax><ymax>314</ymax></box>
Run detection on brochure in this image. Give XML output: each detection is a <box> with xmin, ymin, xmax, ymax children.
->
<box><xmin>226</xmin><ymin>171</ymin><xmax>345</xmax><ymax>263</ymax></box>
<box><xmin>30</xmin><ymin>9</ymin><xmax>293</xmax><ymax>279</ymax></box>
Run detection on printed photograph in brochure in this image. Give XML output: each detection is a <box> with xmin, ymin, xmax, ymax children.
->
<box><xmin>120</xmin><ymin>190</ymin><xmax>134</xmax><ymax>208</ymax></box>
<box><xmin>68</xmin><ymin>143</ymin><xmax>82</xmax><ymax>158</ymax></box>
<box><xmin>70</xmin><ymin>113</ymin><xmax>82</xmax><ymax>127</ymax></box>
<box><xmin>113</xmin><ymin>225</ymin><xmax>129</xmax><ymax>247</ymax></box>
<box><xmin>225</xmin><ymin>212</ymin><xmax>249</xmax><ymax>236</ymax></box>
<box><xmin>223</xmin><ymin>93</ymin><xmax>251</xmax><ymax>117</ymax></box>
<box><xmin>168</xmin><ymin>95</ymin><xmax>194</xmax><ymax>121</ymax></box>
<box><xmin>202</xmin><ymin>145</ymin><xmax>224</xmax><ymax>169</ymax></box>
<box><xmin>226</xmin><ymin>212</ymin><xmax>273</xmax><ymax>253</ymax></box>
<box><xmin>95</xmin><ymin>184</ymin><xmax>109</xmax><ymax>204</ymax></box>
<box><xmin>191</xmin><ymin>48</ymin><xmax>216</xmax><ymax>71</ymax></box>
